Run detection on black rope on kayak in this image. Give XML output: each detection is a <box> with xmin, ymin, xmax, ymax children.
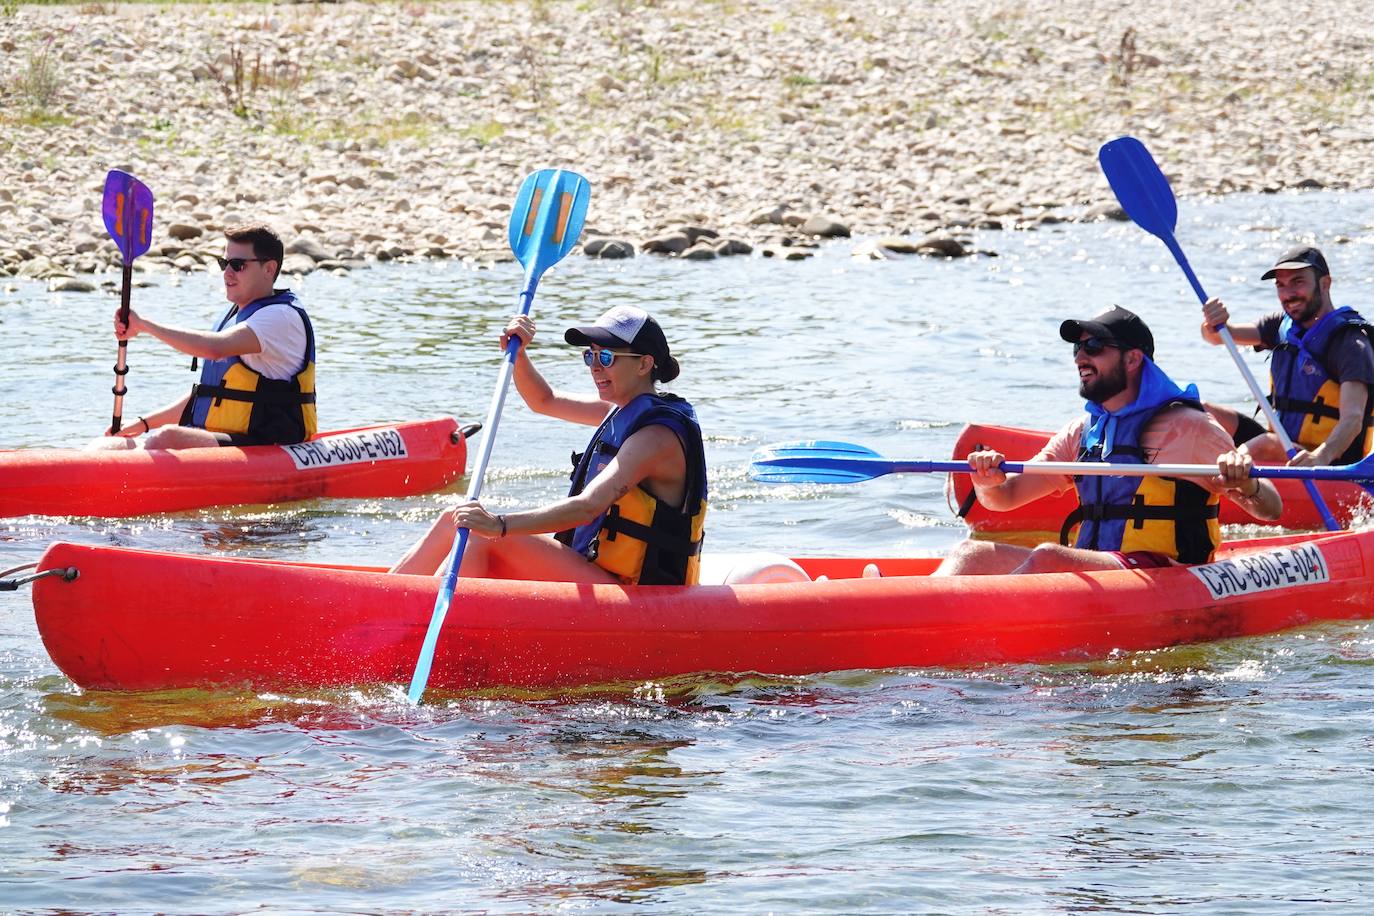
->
<box><xmin>457</xmin><ymin>423</ymin><xmax>483</xmax><ymax>442</ymax></box>
<box><xmin>0</xmin><ymin>564</ymin><xmax>79</xmax><ymax>592</ymax></box>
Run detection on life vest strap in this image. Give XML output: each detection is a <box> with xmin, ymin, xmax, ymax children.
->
<box><xmin>601</xmin><ymin>504</ymin><xmax>704</xmax><ymax>557</ymax></box>
<box><xmin>190</xmin><ymin>383</ymin><xmax>317</xmax><ymax>406</ymax></box>
<box><xmin>1060</xmin><ymin>497</ymin><xmax>1220</xmax><ymax>545</ymax></box>
<box><xmin>1270</xmin><ymin>393</ymin><xmax>1341</xmax><ymax>422</ymax></box>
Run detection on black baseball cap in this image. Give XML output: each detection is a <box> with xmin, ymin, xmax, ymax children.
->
<box><xmin>565</xmin><ymin>305</ymin><xmax>680</xmax><ymax>383</ymax></box>
<box><xmin>1260</xmin><ymin>245</ymin><xmax>1329</xmax><ymax>280</ymax></box>
<box><xmin>1059</xmin><ymin>306</ymin><xmax>1155</xmax><ymax>360</ymax></box>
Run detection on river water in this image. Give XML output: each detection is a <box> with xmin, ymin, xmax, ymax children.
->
<box><xmin>3</xmin><ymin>191</ymin><xmax>1374</xmax><ymax>911</ymax></box>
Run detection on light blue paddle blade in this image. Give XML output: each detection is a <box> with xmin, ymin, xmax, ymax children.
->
<box><xmin>753</xmin><ymin>440</ymin><xmax>885</xmax><ymax>461</ymax></box>
<box><xmin>749</xmin><ymin>441</ymin><xmax>945</xmax><ymax>485</ymax></box>
<box><xmin>1098</xmin><ymin>136</ymin><xmax>1178</xmax><ymax>240</ymax></box>
<box><xmin>508</xmin><ymin>168</ymin><xmax>591</xmax><ymax>280</ymax></box>
<box><xmin>101</xmin><ymin>170</ymin><xmax>155</xmax><ymax>264</ymax></box>
<box><xmin>749</xmin><ymin>461</ymin><xmax>888</xmax><ymax>485</ymax></box>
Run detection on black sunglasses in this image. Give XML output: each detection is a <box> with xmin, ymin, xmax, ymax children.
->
<box><xmin>216</xmin><ymin>256</ymin><xmax>268</xmax><ymax>272</ymax></box>
<box><xmin>1072</xmin><ymin>336</ymin><xmax>1123</xmax><ymax>357</ymax></box>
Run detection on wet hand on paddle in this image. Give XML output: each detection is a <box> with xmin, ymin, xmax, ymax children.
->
<box><xmin>1216</xmin><ymin>450</ymin><xmax>1261</xmax><ymax>496</ymax></box>
<box><xmin>445</xmin><ymin>503</ymin><xmax>507</xmax><ymax>540</ymax></box>
<box><xmin>112</xmin><ymin>305</ymin><xmax>147</xmax><ymax>341</ymax></box>
<box><xmin>500</xmin><ymin>315</ymin><xmax>537</xmax><ymax>352</ymax></box>
<box><xmin>966</xmin><ymin>449</ymin><xmax>1009</xmax><ymax>488</ymax></box>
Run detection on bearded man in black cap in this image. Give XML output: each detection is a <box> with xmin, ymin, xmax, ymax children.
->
<box><xmin>393</xmin><ymin>305</ymin><xmax>708</xmax><ymax>586</ymax></box>
<box><xmin>1202</xmin><ymin>245</ymin><xmax>1374</xmax><ymax>466</ymax></box>
<box><xmin>935</xmin><ymin>306</ymin><xmax>1280</xmax><ymax>576</ymax></box>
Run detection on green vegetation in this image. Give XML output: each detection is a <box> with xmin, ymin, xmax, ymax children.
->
<box><xmin>784</xmin><ymin>73</ymin><xmax>817</xmax><ymax>88</ymax></box>
<box><xmin>206</xmin><ymin>43</ymin><xmax>311</xmax><ymax>120</ymax></box>
<box><xmin>461</xmin><ymin>119</ymin><xmax>505</xmax><ymax>147</ymax></box>
<box><xmin>265</xmin><ymin>108</ymin><xmax>434</xmax><ymax>146</ymax></box>
<box><xmin>15</xmin><ymin>37</ymin><xmax>61</xmax><ymax>117</ymax></box>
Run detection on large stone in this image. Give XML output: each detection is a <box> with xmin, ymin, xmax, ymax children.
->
<box><xmin>17</xmin><ymin>257</ymin><xmax>55</xmax><ymax>278</ymax></box>
<box><xmin>680</xmin><ymin>243</ymin><xmax>719</xmax><ymax>261</ymax></box>
<box><xmin>874</xmin><ymin>236</ymin><xmax>922</xmax><ymax>254</ymax></box>
<box><xmin>915</xmin><ymin>233</ymin><xmax>969</xmax><ymax>258</ymax></box>
<box><xmin>281</xmin><ymin>253</ymin><xmax>318</xmax><ymax>275</ymax></box>
<box><xmin>583</xmin><ymin>237</ymin><xmax>635</xmax><ymax>259</ymax></box>
<box><xmin>641</xmin><ymin>234</ymin><xmax>692</xmax><ymax>256</ymax></box>
<box><xmin>48</xmin><ymin>276</ymin><xmax>97</xmax><ymax>293</ymax></box>
<box><xmin>746</xmin><ymin>205</ymin><xmax>789</xmax><ymax>226</ymax></box>
<box><xmin>678</xmin><ymin>226</ymin><xmax>720</xmax><ymax>245</ymax></box>
<box><xmin>801</xmin><ymin>215</ymin><xmax>851</xmax><ymax>238</ymax></box>
<box><xmin>714</xmin><ymin>238</ymin><xmax>753</xmax><ymax>256</ymax></box>
<box><xmin>1080</xmin><ymin>201</ymin><xmax>1128</xmax><ymax>222</ymax></box>
<box><xmin>167</xmin><ymin>222</ymin><xmax>204</xmax><ymax>241</ymax></box>
<box><xmin>287</xmin><ymin>237</ymin><xmax>331</xmax><ymax>261</ymax></box>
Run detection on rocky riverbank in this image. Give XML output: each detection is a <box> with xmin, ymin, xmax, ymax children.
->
<box><xmin>3</xmin><ymin>0</ymin><xmax>1374</xmax><ymax>285</ymax></box>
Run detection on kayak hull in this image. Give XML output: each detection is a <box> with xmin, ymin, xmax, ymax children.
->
<box><xmin>949</xmin><ymin>423</ymin><xmax>1374</xmax><ymax>533</ymax></box>
<box><xmin>31</xmin><ymin>528</ymin><xmax>1374</xmax><ymax>692</ymax></box>
<box><xmin>0</xmin><ymin>417</ymin><xmax>468</xmax><ymax>517</ymax></box>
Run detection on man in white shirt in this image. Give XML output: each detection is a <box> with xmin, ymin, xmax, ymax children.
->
<box><xmin>92</xmin><ymin>223</ymin><xmax>317</xmax><ymax>449</ymax></box>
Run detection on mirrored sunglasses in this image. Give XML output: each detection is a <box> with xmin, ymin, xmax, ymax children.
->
<box><xmin>582</xmin><ymin>349</ymin><xmax>642</xmax><ymax>368</ymax></box>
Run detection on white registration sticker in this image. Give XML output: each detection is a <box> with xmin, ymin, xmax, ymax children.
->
<box><xmin>1188</xmin><ymin>542</ymin><xmax>1330</xmax><ymax>601</ymax></box>
<box><xmin>281</xmin><ymin>427</ymin><xmax>409</xmax><ymax>470</ymax></box>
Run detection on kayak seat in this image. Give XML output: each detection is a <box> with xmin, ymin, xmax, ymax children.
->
<box><xmin>698</xmin><ymin>552</ymin><xmax>811</xmax><ymax>586</ymax></box>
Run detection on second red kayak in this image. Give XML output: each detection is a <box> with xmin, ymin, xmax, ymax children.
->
<box><xmin>948</xmin><ymin>423</ymin><xmax>1374</xmax><ymax>534</ymax></box>
<box><xmin>1</xmin><ymin>416</ymin><xmax>471</xmax><ymax>517</ymax></box>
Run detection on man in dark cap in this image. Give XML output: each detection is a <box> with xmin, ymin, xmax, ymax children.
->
<box><xmin>1201</xmin><ymin>245</ymin><xmax>1374</xmax><ymax>466</ymax></box>
<box><xmin>393</xmin><ymin>305</ymin><xmax>708</xmax><ymax>586</ymax></box>
<box><xmin>936</xmin><ymin>306</ymin><xmax>1280</xmax><ymax>575</ymax></box>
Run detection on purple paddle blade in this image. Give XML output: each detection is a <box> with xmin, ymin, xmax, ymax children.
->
<box><xmin>101</xmin><ymin>170</ymin><xmax>155</xmax><ymax>265</ymax></box>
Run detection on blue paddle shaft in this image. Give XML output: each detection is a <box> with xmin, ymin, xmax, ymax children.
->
<box><xmin>749</xmin><ymin>443</ymin><xmax>1374</xmax><ymax>486</ymax></box>
<box><xmin>406</xmin><ymin>278</ymin><xmax>534</xmax><ymax>705</ymax></box>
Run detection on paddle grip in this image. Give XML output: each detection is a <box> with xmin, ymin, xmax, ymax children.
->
<box><xmin>108</xmin><ymin>264</ymin><xmax>136</xmax><ymax>434</ymax></box>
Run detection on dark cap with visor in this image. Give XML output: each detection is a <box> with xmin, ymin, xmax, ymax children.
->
<box><xmin>565</xmin><ymin>305</ymin><xmax>680</xmax><ymax>383</ymax></box>
<box><xmin>1260</xmin><ymin>245</ymin><xmax>1330</xmax><ymax>281</ymax></box>
<box><xmin>1059</xmin><ymin>305</ymin><xmax>1155</xmax><ymax>360</ymax></box>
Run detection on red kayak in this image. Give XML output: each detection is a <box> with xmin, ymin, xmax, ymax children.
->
<box><xmin>948</xmin><ymin>424</ymin><xmax>1374</xmax><ymax>534</ymax></box>
<box><xmin>29</xmin><ymin>527</ymin><xmax>1373</xmax><ymax>692</ymax></box>
<box><xmin>1</xmin><ymin>417</ymin><xmax>471</xmax><ymax>517</ymax></box>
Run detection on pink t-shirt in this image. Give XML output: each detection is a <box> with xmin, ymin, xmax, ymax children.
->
<box><xmin>1034</xmin><ymin>405</ymin><xmax>1237</xmax><ymax>496</ymax></box>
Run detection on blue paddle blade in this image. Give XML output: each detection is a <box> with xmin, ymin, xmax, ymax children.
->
<box><xmin>750</xmin><ymin>440</ymin><xmax>894</xmax><ymax>485</ymax></box>
<box><xmin>101</xmin><ymin>170</ymin><xmax>155</xmax><ymax>264</ymax></box>
<box><xmin>508</xmin><ymin>168</ymin><xmax>591</xmax><ymax>278</ymax></box>
<box><xmin>1098</xmin><ymin>136</ymin><xmax>1177</xmax><ymax>241</ymax></box>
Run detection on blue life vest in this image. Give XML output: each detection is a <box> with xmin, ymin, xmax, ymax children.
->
<box><xmin>179</xmin><ymin>290</ymin><xmax>317</xmax><ymax>444</ymax></box>
<box><xmin>557</xmin><ymin>393</ymin><xmax>708</xmax><ymax>586</ymax></box>
<box><xmin>1269</xmin><ymin>306</ymin><xmax>1374</xmax><ymax>464</ymax></box>
<box><xmin>1060</xmin><ymin>359</ymin><xmax>1221</xmax><ymax>564</ymax></box>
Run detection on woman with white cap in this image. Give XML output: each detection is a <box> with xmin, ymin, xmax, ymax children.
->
<box><xmin>392</xmin><ymin>305</ymin><xmax>708</xmax><ymax>585</ymax></box>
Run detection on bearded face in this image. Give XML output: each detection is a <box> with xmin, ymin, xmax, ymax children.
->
<box><xmin>1078</xmin><ymin>347</ymin><xmax>1129</xmax><ymax>403</ymax></box>
<box><xmin>1274</xmin><ymin>267</ymin><xmax>1326</xmax><ymax>326</ymax></box>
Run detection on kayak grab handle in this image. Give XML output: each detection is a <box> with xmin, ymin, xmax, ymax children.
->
<box><xmin>0</xmin><ymin>564</ymin><xmax>78</xmax><ymax>591</ymax></box>
<box><xmin>454</xmin><ymin>423</ymin><xmax>483</xmax><ymax>444</ymax></box>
